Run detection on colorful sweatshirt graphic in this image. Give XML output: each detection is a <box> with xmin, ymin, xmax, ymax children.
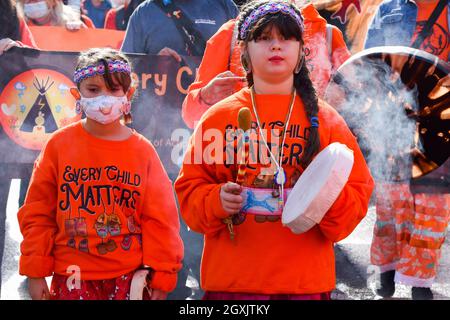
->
<box><xmin>175</xmin><ymin>88</ymin><xmax>374</xmax><ymax>294</ymax></box>
<box><xmin>18</xmin><ymin>121</ymin><xmax>183</xmax><ymax>292</ymax></box>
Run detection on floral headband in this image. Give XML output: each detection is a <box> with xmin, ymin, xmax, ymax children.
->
<box><xmin>239</xmin><ymin>2</ymin><xmax>304</xmax><ymax>41</ymax></box>
<box><xmin>73</xmin><ymin>60</ymin><xmax>131</xmax><ymax>84</ymax></box>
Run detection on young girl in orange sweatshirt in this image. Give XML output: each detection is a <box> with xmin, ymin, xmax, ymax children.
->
<box><xmin>175</xmin><ymin>0</ymin><xmax>374</xmax><ymax>300</ymax></box>
<box><xmin>18</xmin><ymin>48</ymin><xmax>183</xmax><ymax>300</ymax></box>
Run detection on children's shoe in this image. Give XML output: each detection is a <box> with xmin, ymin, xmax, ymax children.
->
<box><xmin>76</xmin><ymin>217</ymin><xmax>88</xmax><ymax>237</ymax></box>
<box><xmin>127</xmin><ymin>216</ymin><xmax>141</xmax><ymax>233</ymax></box>
<box><xmin>67</xmin><ymin>238</ymin><xmax>76</xmax><ymax>249</ymax></box>
<box><xmin>94</xmin><ymin>214</ymin><xmax>108</xmax><ymax>238</ymax></box>
<box><xmin>64</xmin><ymin>219</ymin><xmax>77</xmax><ymax>237</ymax></box>
<box><xmin>121</xmin><ymin>235</ymin><xmax>133</xmax><ymax>251</ymax></box>
<box><xmin>96</xmin><ymin>243</ymin><xmax>108</xmax><ymax>255</ymax></box>
<box><xmin>411</xmin><ymin>287</ymin><xmax>434</xmax><ymax>300</ymax></box>
<box><xmin>376</xmin><ymin>270</ymin><xmax>395</xmax><ymax>298</ymax></box>
<box><xmin>106</xmin><ymin>239</ymin><xmax>117</xmax><ymax>252</ymax></box>
<box><xmin>78</xmin><ymin>238</ymin><xmax>89</xmax><ymax>253</ymax></box>
<box><xmin>108</xmin><ymin>214</ymin><xmax>122</xmax><ymax>236</ymax></box>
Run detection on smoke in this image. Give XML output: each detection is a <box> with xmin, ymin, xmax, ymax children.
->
<box><xmin>326</xmin><ymin>57</ymin><xmax>420</xmax><ymax>182</ymax></box>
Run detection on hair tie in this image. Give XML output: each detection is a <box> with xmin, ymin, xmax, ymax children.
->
<box><xmin>310</xmin><ymin>116</ymin><xmax>319</xmax><ymax>128</ymax></box>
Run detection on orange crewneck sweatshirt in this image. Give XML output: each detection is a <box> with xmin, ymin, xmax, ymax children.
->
<box><xmin>18</xmin><ymin>121</ymin><xmax>183</xmax><ymax>292</ymax></box>
<box><xmin>175</xmin><ymin>87</ymin><xmax>374</xmax><ymax>294</ymax></box>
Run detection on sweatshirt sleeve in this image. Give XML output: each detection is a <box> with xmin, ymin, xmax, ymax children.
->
<box><xmin>175</xmin><ymin>120</ymin><xmax>231</xmax><ymax>235</ymax></box>
<box><xmin>181</xmin><ymin>20</ymin><xmax>235</xmax><ymax>129</ymax></box>
<box><xmin>317</xmin><ymin>106</ymin><xmax>375</xmax><ymax>242</ymax></box>
<box><xmin>141</xmin><ymin>144</ymin><xmax>184</xmax><ymax>293</ymax></box>
<box><xmin>18</xmin><ymin>139</ymin><xmax>58</xmax><ymax>278</ymax></box>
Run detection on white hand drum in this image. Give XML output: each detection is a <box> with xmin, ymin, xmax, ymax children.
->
<box><xmin>282</xmin><ymin>142</ymin><xmax>354</xmax><ymax>234</ymax></box>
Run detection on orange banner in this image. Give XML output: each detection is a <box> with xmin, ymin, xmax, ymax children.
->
<box><xmin>29</xmin><ymin>26</ymin><xmax>125</xmax><ymax>52</ymax></box>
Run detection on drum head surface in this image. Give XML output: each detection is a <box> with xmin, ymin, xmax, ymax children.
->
<box><xmin>282</xmin><ymin>143</ymin><xmax>354</xmax><ymax>228</ymax></box>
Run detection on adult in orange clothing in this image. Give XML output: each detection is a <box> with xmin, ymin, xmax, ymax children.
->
<box><xmin>18</xmin><ymin>48</ymin><xmax>183</xmax><ymax>300</ymax></box>
<box><xmin>175</xmin><ymin>0</ymin><xmax>374</xmax><ymax>300</ymax></box>
<box><xmin>181</xmin><ymin>0</ymin><xmax>351</xmax><ymax>129</ymax></box>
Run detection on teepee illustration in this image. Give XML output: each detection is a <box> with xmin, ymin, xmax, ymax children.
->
<box><xmin>20</xmin><ymin>77</ymin><xmax>58</xmax><ymax>133</ymax></box>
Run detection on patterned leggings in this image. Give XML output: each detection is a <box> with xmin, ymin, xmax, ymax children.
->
<box><xmin>370</xmin><ymin>183</ymin><xmax>450</xmax><ymax>287</ymax></box>
<box><xmin>50</xmin><ymin>271</ymin><xmax>151</xmax><ymax>300</ymax></box>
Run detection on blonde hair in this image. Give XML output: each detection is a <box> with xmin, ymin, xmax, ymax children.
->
<box><xmin>17</xmin><ymin>0</ymin><xmax>81</xmax><ymax>26</ymax></box>
<box><xmin>305</xmin><ymin>0</ymin><xmax>383</xmax><ymax>53</ymax></box>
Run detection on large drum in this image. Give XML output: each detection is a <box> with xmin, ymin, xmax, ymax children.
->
<box><xmin>282</xmin><ymin>142</ymin><xmax>354</xmax><ymax>234</ymax></box>
<box><xmin>325</xmin><ymin>46</ymin><xmax>449</xmax><ymax>181</ymax></box>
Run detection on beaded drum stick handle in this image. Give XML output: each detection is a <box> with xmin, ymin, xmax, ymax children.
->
<box><xmin>223</xmin><ymin>107</ymin><xmax>252</xmax><ymax>240</ymax></box>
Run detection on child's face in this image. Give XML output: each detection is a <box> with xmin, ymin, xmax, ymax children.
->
<box><xmin>246</xmin><ymin>25</ymin><xmax>301</xmax><ymax>83</ymax></box>
<box><xmin>79</xmin><ymin>75</ymin><xmax>126</xmax><ymax>98</ymax></box>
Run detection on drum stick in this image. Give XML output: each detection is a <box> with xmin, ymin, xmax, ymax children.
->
<box><xmin>223</xmin><ymin>107</ymin><xmax>252</xmax><ymax>240</ymax></box>
<box><xmin>236</xmin><ymin>107</ymin><xmax>252</xmax><ymax>184</ymax></box>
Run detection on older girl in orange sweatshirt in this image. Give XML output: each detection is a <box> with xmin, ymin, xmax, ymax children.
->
<box><xmin>175</xmin><ymin>0</ymin><xmax>374</xmax><ymax>300</ymax></box>
<box><xmin>18</xmin><ymin>48</ymin><xmax>183</xmax><ymax>300</ymax></box>
<box><xmin>181</xmin><ymin>1</ymin><xmax>351</xmax><ymax>129</ymax></box>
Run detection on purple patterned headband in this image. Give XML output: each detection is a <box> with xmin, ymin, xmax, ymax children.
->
<box><xmin>73</xmin><ymin>60</ymin><xmax>131</xmax><ymax>84</ymax></box>
<box><xmin>239</xmin><ymin>2</ymin><xmax>304</xmax><ymax>40</ymax></box>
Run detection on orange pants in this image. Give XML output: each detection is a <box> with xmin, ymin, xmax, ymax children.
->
<box><xmin>370</xmin><ymin>183</ymin><xmax>450</xmax><ymax>287</ymax></box>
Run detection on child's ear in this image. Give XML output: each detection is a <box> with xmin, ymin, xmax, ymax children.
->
<box><xmin>70</xmin><ymin>87</ymin><xmax>81</xmax><ymax>100</ymax></box>
<box><xmin>126</xmin><ymin>86</ymin><xmax>136</xmax><ymax>100</ymax></box>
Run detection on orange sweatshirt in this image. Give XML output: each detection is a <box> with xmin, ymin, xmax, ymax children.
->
<box><xmin>18</xmin><ymin>121</ymin><xmax>183</xmax><ymax>292</ymax></box>
<box><xmin>175</xmin><ymin>87</ymin><xmax>374</xmax><ymax>294</ymax></box>
<box><xmin>181</xmin><ymin>4</ymin><xmax>351</xmax><ymax>129</ymax></box>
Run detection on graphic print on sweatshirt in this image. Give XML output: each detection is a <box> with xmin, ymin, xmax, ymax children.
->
<box><xmin>222</xmin><ymin>118</ymin><xmax>312</xmax><ymax>224</ymax></box>
<box><xmin>59</xmin><ymin>165</ymin><xmax>143</xmax><ymax>255</ymax></box>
